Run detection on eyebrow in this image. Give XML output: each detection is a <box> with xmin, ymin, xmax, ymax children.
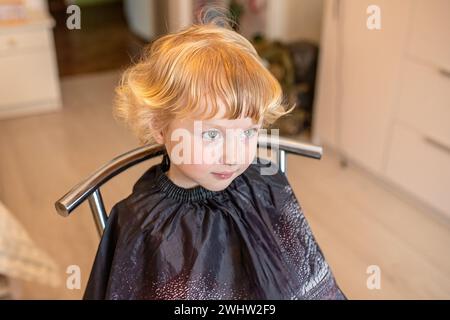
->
<box><xmin>202</xmin><ymin>123</ymin><xmax>260</xmax><ymax>130</ymax></box>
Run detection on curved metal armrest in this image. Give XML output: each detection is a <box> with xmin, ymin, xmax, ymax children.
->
<box><xmin>55</xmin><ymin>136</ymin><xmax>322</xmax><ymax>234</ymax></box>
<box><xmin>257</xmin><ymin>135</ymin><xmax>323</xmax><ymax>160</ymax></box>
<box><xmin>55</xmin><ymin>143</ymin><xmax>165</xmax><ymax>217</ymax></box>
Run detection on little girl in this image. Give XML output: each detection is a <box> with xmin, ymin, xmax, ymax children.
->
<box><xmin>84</xmin><ymin>9</ymin><xmax>346</xmax><ymax>300</ymax></box>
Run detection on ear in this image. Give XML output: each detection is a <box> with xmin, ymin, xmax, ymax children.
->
<box><xmin>153</xmin><ymin>130</ymin><xmax>165</xmax><ymax>145</ymax></box>
<box><xmin>149</xmin><ymin>115</ymin><xmax>165</xmax><ymax>145</ymax></box>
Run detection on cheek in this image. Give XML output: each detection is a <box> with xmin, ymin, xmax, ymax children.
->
<box><xmin>178</xmin><ymin>163</ymin><xmax>212</xmax><ymax>178</ymax></box>
<box><xmin>201</xmin><ymin>143</ymin><xmax>223</xmax><ymax>163</ymax></box>
<box><xmin>204</xmin><ymin>137</ymin><xmax>258</xmax><ymax>165</ymax></box>
<box><xmin>240</xmin><ymin>137</ymin><xmax>258</xmax><ymax>164</ymax></box>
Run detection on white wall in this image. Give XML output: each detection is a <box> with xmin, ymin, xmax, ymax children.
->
<box><xmin>124</xmin><ymin>0</ymin><xmax>156</xmax><ymax>41</ymax></box>
<box><xmin>266</xmin><ymin>0</ymin><xmax>323</xmax><ymax>43</ymax></box>
<box><xmin>168</xmin><ymin>0</ymin><xmax>193</xmax><ymax>32</ymax></box>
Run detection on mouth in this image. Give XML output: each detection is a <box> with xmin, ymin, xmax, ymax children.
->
<box><xmin>211</xmin><ymin>171</ymin><xmax>236</xmax><ymax>180</ymax></box>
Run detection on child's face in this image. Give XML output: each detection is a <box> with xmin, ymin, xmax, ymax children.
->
<box><xmin>158</xmin><ymin>109</ymin><xmax>262</xmax><ymax>191</ymax></box>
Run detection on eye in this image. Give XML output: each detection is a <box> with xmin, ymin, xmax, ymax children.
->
<box><xmin>202</xmin><ymin>129</ymin><xmax>222</xmax><ymax>141</ymax></box>
<box><xmin>242</xmin><ymin>128</ymin><xmax>258</xmax><ymax>139</ymax></box>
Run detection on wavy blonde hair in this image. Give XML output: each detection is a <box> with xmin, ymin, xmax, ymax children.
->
<box><xmin>114</xmin><ymin>6</ymin><xmax>294</xmax><ymax>145</ymax></box>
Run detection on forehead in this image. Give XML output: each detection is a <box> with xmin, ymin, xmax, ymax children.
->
<box><xmin>193</xmin><ymin>98</ymin><xmax>261</xmax><ymax>128</ymax></box>
<box><xmin>202</xmin><ymin>117</ymin><xmax>258</xmax><ymax>129</ymax></box>
<box><xmin>169</xmin><ymin>115</ymin><xmax>260</xmax><ymax>133</ymax></box>
<box><xmin>169</xmin><ymin>114</ymin><xmax>256</xmax><ymax>129</ymax></box>
<box><xmin>169</xmin><ymin>94</ymin><xmax>263</xmax><ymax>132</ymax></box>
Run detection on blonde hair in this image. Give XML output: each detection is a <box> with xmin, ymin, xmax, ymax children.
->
<box><xmin>114</xmin><ymin>6</ymin><xmax>294</xmax><ymax>144</ymax></box>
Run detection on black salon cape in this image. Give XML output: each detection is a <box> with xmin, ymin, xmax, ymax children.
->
<box><xmin>84</xmin><ymin>155</ymin><xmax>346</xmax><ymax>300</ymax></box>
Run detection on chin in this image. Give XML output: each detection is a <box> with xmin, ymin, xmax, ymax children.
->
<box><xmin>203</xmin><ymin>180</ymin><xmax>233</xmax><ymax>192</ymax></box>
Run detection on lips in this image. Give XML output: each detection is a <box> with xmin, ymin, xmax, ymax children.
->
<box><xmin>211</xmin><ymin>171</ymin><xmax>236</xmax><ymax>180</ymax></box>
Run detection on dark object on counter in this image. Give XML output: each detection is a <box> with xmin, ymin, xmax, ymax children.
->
<box><xmin>252</xmin><ymin>37</ymin><xmax>319</xmax><ymax>136</ymax></box>
<box><xmin>286</xmin><ymin>41</ymin><xmax>319</xmax><ymax>133</ymax></box>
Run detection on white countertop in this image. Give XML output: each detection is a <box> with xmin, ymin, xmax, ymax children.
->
<box><xmin>0</xmin><ymin>10</ymin><xmax>55</xmax><ymax>33</ymax></box>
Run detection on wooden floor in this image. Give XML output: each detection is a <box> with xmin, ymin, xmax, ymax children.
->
<box><xmin>0</xmin><ymin>70</ymin><xmax>449</xmax><ymax>299</ymax></box>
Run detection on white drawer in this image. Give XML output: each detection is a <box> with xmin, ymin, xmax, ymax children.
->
<box><xmin>0</xmin><ymin>49</ymin><xmax>60</xmax><ymax>109</ymax></box>
<box><xmin>386</xmin><ymin>123</ymin><xmax>450</xmax><ymax>218</ymax></box>
<box><xmin>396</xmin><ymin>59</ymin><xmax>450</xmax><ymax>149</ymax></box>
<box><xmin>0</xmin><ymin>29</ymin><xmax>49</xmax><ymax>54</ymax></box>
<box><xmin>406</xmin><ymin>0</ymin><xmax>450</xmax><ymax>70</ymax></box>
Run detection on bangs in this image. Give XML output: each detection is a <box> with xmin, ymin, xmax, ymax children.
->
<box><xmin>170</xmin><ymin>42</ymin><xmax>284</xmax><ymax>125</ymax></box>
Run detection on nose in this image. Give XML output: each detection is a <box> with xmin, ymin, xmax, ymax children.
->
<box><xmin>221</xmin><ymin>135</ymin><xmax>244</xmax><ymax>166</ymax></box>
<box><xmin>222</xmin><ymin>147</ymin><xmax>237</xmax><ymax>166</ymax></box>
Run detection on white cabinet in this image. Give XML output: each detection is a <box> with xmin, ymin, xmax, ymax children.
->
<box><xmin>396</xmin><ymin>60</ymin><xmax>450</xmax><ymax>149</ymax></box>
<box><xmin>313</xmin><ymin>0</ymin><xmax>450</xmax><ymax>217</ymax></box>
<box><xmin>338</xmin><ymin>0</ymin><xmax>411</xmax><ymax>175</ymax></box>
<box><xmin>406</xmin><ymin>0</ymin><xmax>450</xmax><ymax>71</ymax></box>
<box><xmin>0</xmin><ymin>11</ymin><xmax>61</xmax><ymax>119</ymax></box>
<box><xmin>386</xmin><ymin>123</ymin><xmax>450</xmax><ymax>216</ymax></box>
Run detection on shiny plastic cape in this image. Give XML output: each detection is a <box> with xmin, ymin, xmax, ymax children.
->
<box><xmin>84</xmin><ymin>154</ymin><xmax>346</xmax><ymax>300</ymax></box>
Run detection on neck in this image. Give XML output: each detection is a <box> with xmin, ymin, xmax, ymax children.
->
<box><xmin>166</xmin><ymin>165</ymin><xmax>199</xmax><ymax>189</ymax></box>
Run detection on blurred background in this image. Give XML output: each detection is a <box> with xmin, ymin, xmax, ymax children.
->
<box><xmin>0</xmin><ymin>0</ymin><xmax>449</xmax><ymax>299</ymax></box>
